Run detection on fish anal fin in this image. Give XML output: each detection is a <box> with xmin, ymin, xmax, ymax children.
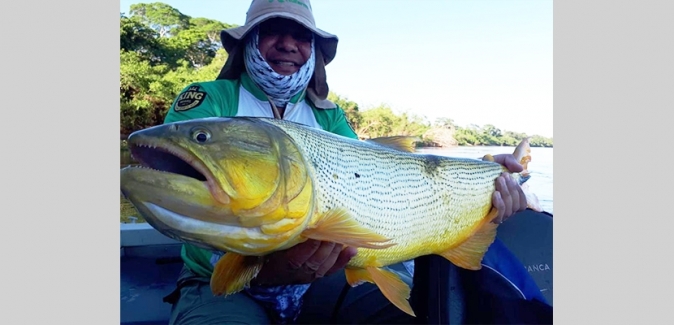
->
<box><xmin>344</xmin><ymin>267</ymin><xmax>373</xmax><ymax>287</ymax></box>
<box><xmin>344</xmin><ymin>267</ymin><xmax>415</xmax><ymax>317</ymax></box>
<box><xmin>366</xmin><ymin>136</ymin><xmax>420</xmax><ymax>153</ymax></box>
<box><xmin>366</xmin><ymin>266</ymin><xmax>415</xmax><ymax>317</ymax></box>
<box><xmin>438</xmin><ymin>209</ymin><xmax>500</xmax><ymax>270</ymax></box>
<box><xmin>301</xmin><ymin>207</ymin><xmax>395</xmax><ymax>249</ymax></box>
<box><xmin>210</xmin><ymin>253</ymin><xmax>263</xmax><ymax>296</ymax></box>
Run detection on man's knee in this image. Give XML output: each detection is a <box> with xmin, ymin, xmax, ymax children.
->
<box><xmin>168</xmin><ymin>268</ymin><xmax>271</xmax><ymax>325</ymax></box>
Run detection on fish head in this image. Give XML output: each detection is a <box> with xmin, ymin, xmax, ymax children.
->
<box><xmin>120</xmin><ymin>117</ymin><xmax>314</xmax><ymax>255</ymax></box>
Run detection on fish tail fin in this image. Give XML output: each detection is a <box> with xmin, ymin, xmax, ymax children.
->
<box><xmin>513</xmin><ymin>137</ymin><xmax>532</xmax><ymax>173</ymax></box>
<box><xmin>301</xmin><ymin>207</ymin><xmax>395</xmax><ymax>249</ymax></box>
<box><xmin>486</xmin><ymin>138</ymin><xmax>542</xmax><ymax>211</ymax></box>
<box><xmin>344</xmin><ymin>267</ymin><xmax>415</xmax><ymax>317</ymax></box>
<box><xmin>511</xmin><ymin>137</ymin><xmax>545</xmax><ymax>211</ymax></box>
<box><xmin>483</xmin><ymin>137</ymin><xmax>532</xmax><ymax>175</ymax></box>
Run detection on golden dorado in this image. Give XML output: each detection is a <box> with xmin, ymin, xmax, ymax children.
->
<box><xmin>119</xmin><ymin>117</ymin><xmax>540</xmax><ymax>317</ymax></box>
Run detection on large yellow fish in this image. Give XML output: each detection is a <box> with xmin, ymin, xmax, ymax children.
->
<box><xmin>119</xmin><ymin>117</ymin><xmax>540</xmax><ymax>317</ymax></box>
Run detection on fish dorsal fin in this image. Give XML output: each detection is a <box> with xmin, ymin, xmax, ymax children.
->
<box><xmin>437</xmin><ymin>208</ymin><xmax>500</xmax><ymax>270</ymax></box>
<box><xmin>365</xmin><ymin>136</ymin><xmax>420</xmax><ymax>153</ymax></box>
<box><xmin>210</xmin><ymin>252</ymin><xmax>264</xmax><ymax>296</ymax></box>
<box><xmin>344</xmin><ymin>267</ymin><xmax>416</xmax><ymax>317</ymax></box>
<box><xmin>301</xmin><ymin>207</ymin><xmax>395</xmax><ymax>249</ymax></box>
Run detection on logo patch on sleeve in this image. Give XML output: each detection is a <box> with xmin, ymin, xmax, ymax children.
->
<box><xmin>174</xmin><ymin>86</ymin><xmax>207</xmax><ymax>112</ymax></box>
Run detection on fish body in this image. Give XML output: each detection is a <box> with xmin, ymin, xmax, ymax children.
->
<box><xmin>270</xmin><ymin>119</ymin><xmax>507</xmax><ymax>268</ymax></box>
<box><xmin>120</xmin><ymin>117</ymin><xmax>539</xmax><ymax>316</ymax></box>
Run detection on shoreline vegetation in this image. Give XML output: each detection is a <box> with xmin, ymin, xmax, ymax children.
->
<box><xmin>119</xmin><ymin>2</ymin><xmax>553</xmax><ymax>223</ymax></box>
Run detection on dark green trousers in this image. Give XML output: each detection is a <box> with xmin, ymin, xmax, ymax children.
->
<box><xmin>166</xmin><ymin>263</ymin><xmax>416</xmax><ymax>324</ymax></box>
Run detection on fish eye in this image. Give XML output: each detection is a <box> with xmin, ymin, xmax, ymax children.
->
<box><xmin>191</xmin><ymin>128</ymin><xmax>211</xmax><ymax>143</ymax></box>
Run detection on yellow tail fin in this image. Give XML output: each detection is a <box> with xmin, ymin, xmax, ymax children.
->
<box><xmin>487</xmin><ymin>138</ymin><xmax>542</xmax><ymax>211</ymax></box>
<box><xmin>513</xmin><ymin>137</ymin><xmax>532</xmax><ymax>172</ymax></box>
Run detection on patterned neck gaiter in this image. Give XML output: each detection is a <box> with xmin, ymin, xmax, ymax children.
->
<box><xmin>243</xmin><ymin>28</ymin><xmax>315</xmax><ymax>108</ymax></box>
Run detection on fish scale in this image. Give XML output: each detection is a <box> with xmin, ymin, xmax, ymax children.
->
<box><xmin>266</xmin><ymin>119</ymin><xmax>506</xmax><ymax>267</ymax></box>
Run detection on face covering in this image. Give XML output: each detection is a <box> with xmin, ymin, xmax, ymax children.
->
<box><xmin>243</xmin><ymin>28</ymin><xmax>316</xmax><ymax>109</ymax></box>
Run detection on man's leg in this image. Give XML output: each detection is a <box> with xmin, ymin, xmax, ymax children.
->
<box><xmin>296</xmin><ymin>263</ymin><xmax>416</xmax><ymax>324</ymax></box>
<box><xmin>166</xmin><ymin>265</ymin><xmax>271</xmax><ymax>325</ymax></box>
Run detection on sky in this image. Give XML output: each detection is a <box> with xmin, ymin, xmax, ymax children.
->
<box><xmin>120</xmin><ymin>0</ymin><xmax>553</xmax><ymax>138</ymax></box>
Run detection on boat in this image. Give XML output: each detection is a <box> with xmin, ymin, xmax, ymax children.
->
<box><xmin>120</xmin><ymin>208</ymin><xmax>552</xmax><ymax>324</ymax></box>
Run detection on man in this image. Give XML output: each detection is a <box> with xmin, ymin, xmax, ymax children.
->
<box><xmin>162</xmin><ymin>0</ymin><xmax>529</xmax><ymax>323</ymax></box>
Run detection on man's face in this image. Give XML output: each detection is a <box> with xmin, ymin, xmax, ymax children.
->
<box><xmin>257</xmin><ymin>18</ymin><xmax>313</xmax><ymax>75</ymax></box>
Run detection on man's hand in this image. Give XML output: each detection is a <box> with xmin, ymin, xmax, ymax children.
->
<box><xmin>490</xmin><ymin>154</ymin><xmax>528</xmax><ymax>224</ymax></box>
<box><xmin>252</xmin><ymin>239</ymin><xmax>357</xmax><ymax>287</ymax></box>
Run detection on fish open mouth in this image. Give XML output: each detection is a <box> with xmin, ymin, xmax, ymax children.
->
<box><xmin>128</xmin><ymin>141</ymin><xmax>207</xmax><ymax>182</ymax></box>
<box><xmin>125</xmin><ymin>136</ymin><xmax>231</xmax><ymax>205</ymax></box>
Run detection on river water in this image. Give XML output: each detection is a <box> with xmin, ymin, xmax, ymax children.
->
<box><xmin>416</xmin><ymin>146</ymin><xmax>553</xmax><ymax>214</ymax></box>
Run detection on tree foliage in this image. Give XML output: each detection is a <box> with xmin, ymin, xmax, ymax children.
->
<box><xmin>120</xmin><ymin>3</ymin><xmax>236</xmax><ymax>135</ymax></box>
<box><xmin>120</xmin><ymin>2</ymin><xmax>553</xmax><ymax>147</ymax></box>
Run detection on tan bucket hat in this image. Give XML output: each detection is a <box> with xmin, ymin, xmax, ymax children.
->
<box><xmin>215</xmin><ymin>0</ymin><xmax>338</xmax><ymax>101</ymax></box>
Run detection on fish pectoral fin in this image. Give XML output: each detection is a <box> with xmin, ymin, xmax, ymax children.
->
<box><xmin>210</xmin><ymin>252</ymin><xmax>264</xmax><ymax>296</ymax></box>
<box><xmin>345</xmin><ymin>266</ymin><xmax>415</xmax><ymax>317</ymax></box>
<box><xmin>301</xmin><ymin>207</ymin><xmax>395</xmax><ymax>249</ymax></box>
<box><xmin>366</xmin><ymin>136</ymin><xmax>420</xmax><ymax>153</ymax></box>
<box><xmin>438</xmin><ymin>209</ymin><xmax>500</xmax><ymax>270</ymax></box>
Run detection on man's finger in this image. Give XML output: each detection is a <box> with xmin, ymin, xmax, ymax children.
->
<box><xmin>496</xmin><ymin>174</ymin><xmax>513</xmax><ymax>216</ymax></box>
<box><xmin>286</xmin><ymin>239</ymin><xmax>322</xmax><ymax>270</ymax></box>
<box><xmin>504</xmin><ymin>176</ymin><xmax>520</xmax><ymax>214</ymax></box>
<box><xmin>326</xmin><ymin>247</ymin><xmax>357</xmax><ymax>276</ymax></box>
<box><xmin>315</xmin><ymin>244</ymin><xmax>344</xmax><ymax>278</ymax></box>
<box><xmin>492</xmin><ymin>191</ymin><xmax>505</xmax><ymax>224</ymax></box>
<box><xmin>302</xmin><ymin>241</ymin><xmax>336</xmax><ymax>273</ymax></box>
<box><xmin>506</xmin><ymin>175</ymin><xmax>525</xmax><ymax>212</ymax></box>
<box><xmin>493</xmin><ymin>154</ymin><xmax>524</xmax><ymax>173</ymax></box>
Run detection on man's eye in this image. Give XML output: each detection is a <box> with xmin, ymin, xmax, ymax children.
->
<box><xmin>260</xmin><ymin>29</ymin><xmax>279</xmax><ymax>37</ymax></box>
<box><xmin>293</xmin><ymin>33</ymin><xmax>312</xmax><ymax>42</ymax></box>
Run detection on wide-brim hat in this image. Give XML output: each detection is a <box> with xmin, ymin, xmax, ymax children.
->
<box><xmin>215</xmin><ymin>0</ymin><xmax>338</xmax><ymax>100</ymax></box>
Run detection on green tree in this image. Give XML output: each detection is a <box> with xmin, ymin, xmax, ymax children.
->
<box><xmin>481</xmin><ymin>124</ymin><xmax>502</xmax><ymax>138</ymax></box>
<box><xmin>120</xmin><ymin>2</ymin><xmax>231</xmax><ymax>135</ymax></box>
<box><xmin>120</xmin><ymin>14</ymin><xmax>162</xmax><ymax>63</ymax></box>
<box><xmin>434</xmin><ymin>117</ymin><xmax>456</xmax><ymax>130</ymax></box>
<box><xmin>328</xmin><ymin>92</ymin><xmax>361</xmax><ymax>134</ymax></box>
<box><xmin>129</xmin><ymin>2</ymin><xmax>190</xmax><ymax>38</ymax></box>
<box><xmin>453</xmin><ymin>128</ymin><xmax>479</xmax><ymax>145</ymax></box>
<box><xmin>357</xmin><ymin>105</ymin><xmax>430</xmax><ymax>139</ymax></box>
